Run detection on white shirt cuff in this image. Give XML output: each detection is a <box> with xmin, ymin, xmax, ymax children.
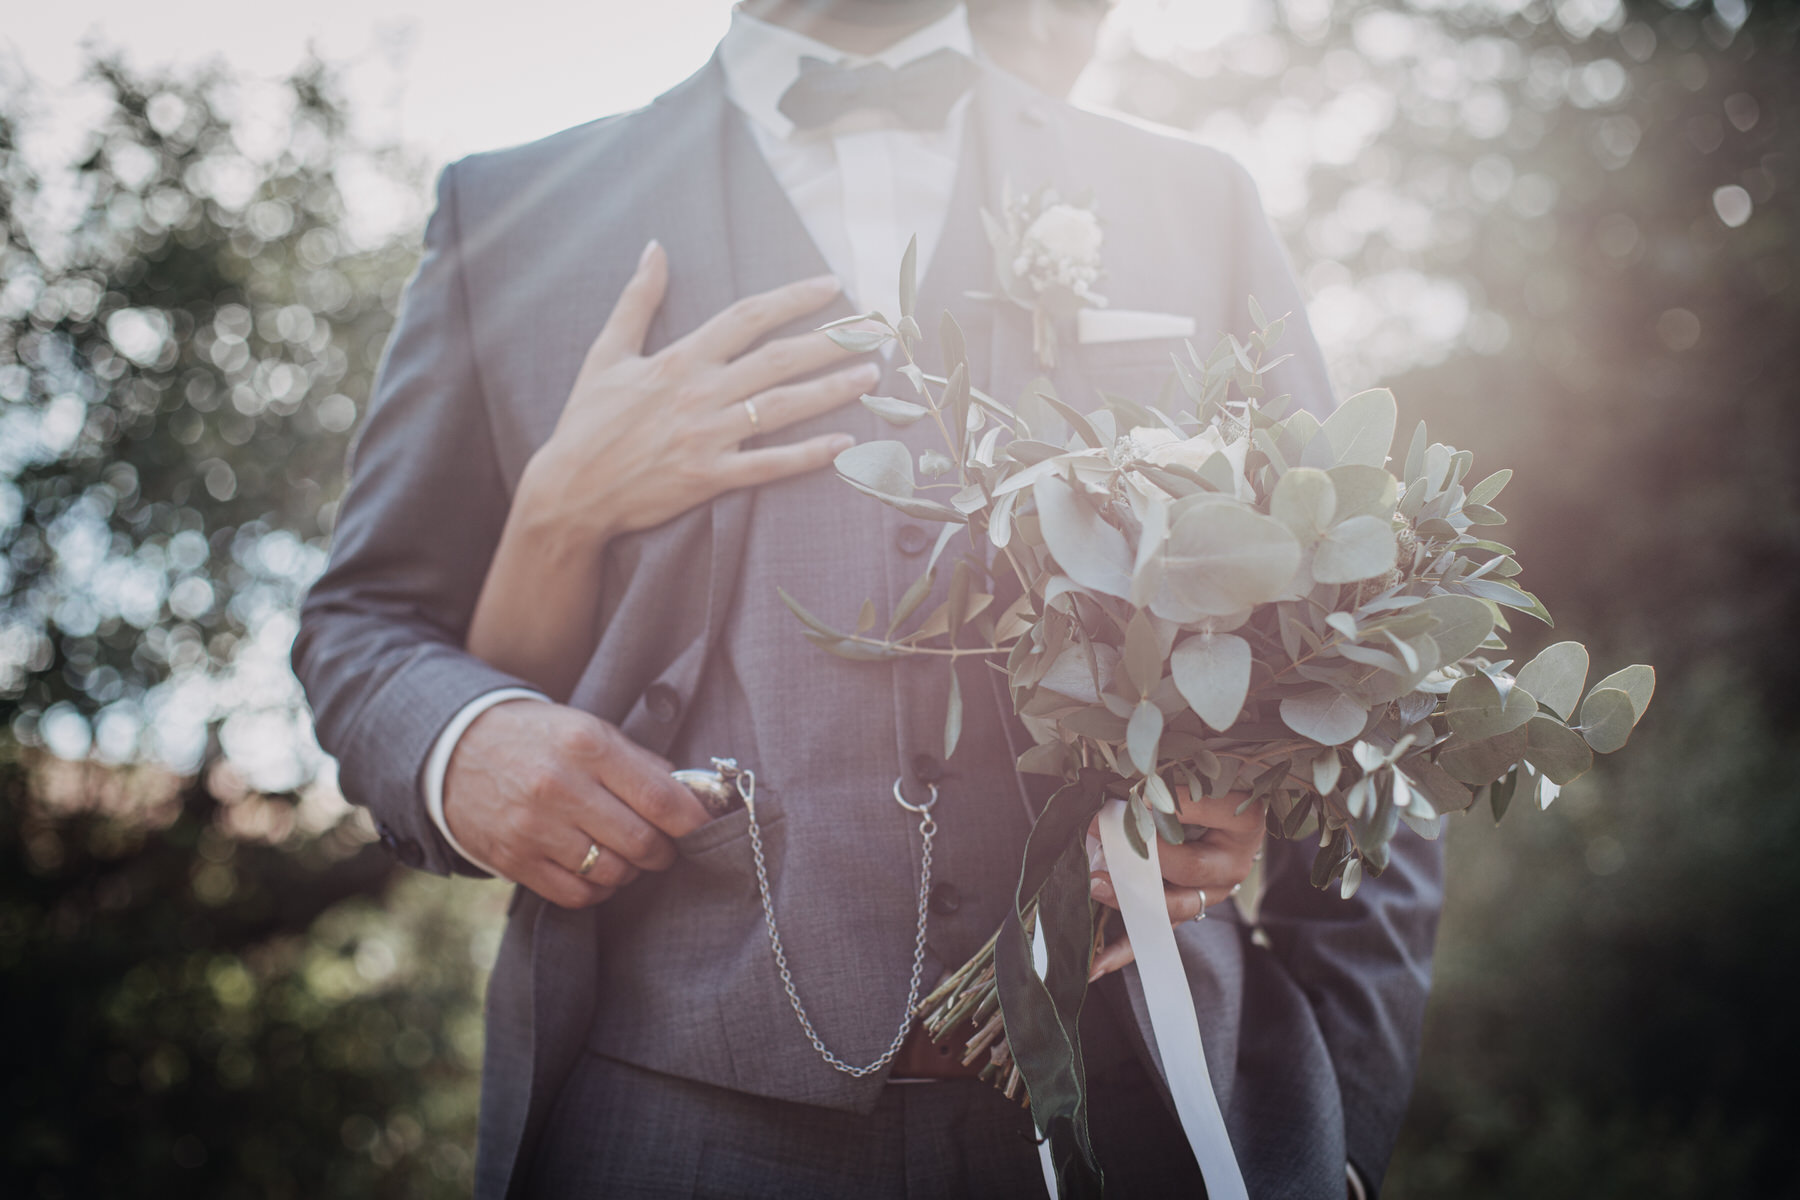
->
<box><xmin>1347</xmin><ymin>1162</ymin><xmax>1369</xmax><ymax>1200</ymax></box>
<box><xmin>422</xmin><ymin>686</ymin><xmax>550</xmax><ymax>878</ymax></box>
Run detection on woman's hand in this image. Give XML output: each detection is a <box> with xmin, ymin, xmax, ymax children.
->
<box><xmin>516</xmin><ymin>239</ymin><xmax>881</xmax><ymax>548</ymax></box>
<box><xmin>1085</xmin><ymin>786</ymin><xmax>1267</xmax><ymax>980</ymax></box>
<box><xmin>466</xmin><ymin>240</ymin><xmax>879</xmax><ymax>699</ymax></box>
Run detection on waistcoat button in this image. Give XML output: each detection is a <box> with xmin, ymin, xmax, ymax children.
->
<box><xmin>895</xmin><ymin>524</ymin><xmax>929</xmax><ymax>556</ymax></box>
<box><xmin>929</xmin><ymin>883</ymin><xmax>962</xmax><ymax>916</ymax></box>
<box><xmin>644</xmin><ymin>683</ymin><xmax>682</xmax><ymax>723</ymax></box>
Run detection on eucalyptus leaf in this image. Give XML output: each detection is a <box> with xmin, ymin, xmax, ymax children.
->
<box><xmin>1438</xmin><ymin>726</ymin><xmax>1530</xmax><ymax>786</ymax></box>
<box><xmin>1524</xmin><ymin>715</ymin><xmax>1593</xmax><ymax>784</ymax></box>
<box><xmin>1154</xmin><ymin>503</ymin><xmax>1302</xmax><ymax>619</ymax></box>
<box><xmin>1516</xmin><ymin>641</ymin><xmax>1590</xmax><ymax>721</ymax></box>
<box><xmin>1578</xmin><ymin>687</ymin><xmax>1637</xmax><ymax>754</ymax></box>
<box><xmin>1416</xmin><ymin>594</ymin><xmax>1495</xmax><ymax>664</ymax></box>
<box><xmin>1169</xmin><ymin>632</ymin><xmax>1252</xmax><ymax>732</ymax></box>
<box><xmin>1312</xmin><ymin>516</ymin><xmax>1399</xmax><ymax>584</ymax></box>
<box><xmin>827</xmin><ymin>327</ymin><xmax>889</xmax><ymax>353</ymax></box>
<box><xmin>944</xmin><ymin>665</ymin><xmax>964</xmax><ymax>760</ymax></box>
<box><xmin>836</xmin><ymin>440</ymin><xmax>915</xmax><ymax>496</ymax></box>
<box><xmin>1128</xmin><ymin>700</ymin><xmax>1164</xmax><ymax>777</ymax></box>
<box><xmin>1270</xmin><ymin>467</ymin><xmax>1336</xmax><ymax>538</ymax></box>
<box><xmin>1590</xmin><ymin>664</ymin><xmax>1656</xmax><ymax>722</ymax></box>
<box><xmin>899</xmin><ymin>234</ymin><xmax>918</xmax><ymax>319</ymax></box>
<box><xmin>1034</xmin><ymin>474</ymin><xmax>1134</xmax><ymax>599</ymax></box>
<box><xmin>861</xmin><ymin>394</ymin><xmax>928</xmax><ymax>426</ymax></box>
<box><xmin>1467</xmin><ymin>468</ymin><xmax>1512</xmax><ymax>507</ymax></box>
<box><xmin>1445</xmin><ymin>673</ymin><xmax>1537</xmax><ymax>739</ymax></box>
<box><xmin>1279</xmin><ymin>688</ymin><xmax>1369</xmax><ymax>746</ymax></box>
<box><xmin>1308</xmin><ymin>388</ymin><xmax>1397</xmax><ymax>470</ymax></box>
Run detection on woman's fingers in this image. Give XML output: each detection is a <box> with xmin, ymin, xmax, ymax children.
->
<box><xmin>587</xmin><ymin>240</ymin><xmax>670</xmax><ymax>367</ymax></box>
<box><xmin>1174</xmin><ymin>786</ymin><xmax>1265</xmax><ymax>834</ymax></box>
<box><xmin>721</xmin><ymin>327</ymin><xmax>870</xmax><ymax>401</ymax></box>
<box><xmin>719</xmin><ymin>361</ymin><xmax>878</xmax><ymax>442</ymax></box>
<box><xmin>685</xmin><ymin>273</ymin><xmax>845</xmax><ymax>363</ymax></box>
<box><xmin>1089</xmin><ymin>872</ymin><xmax>1216</xmax><ymax>922</ymax></box>
<box><xmin>1090</xmin><ymin>932</ymin><xmax>1135</xmax><ymax>981</ymax></box>
<box><xmin>717</xmin><ymin>433</ymin><xmax>857</xmax><ymax>492</ymax></box>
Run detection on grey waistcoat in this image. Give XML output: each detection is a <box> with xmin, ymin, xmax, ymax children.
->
<box><xmin>291</xmin><ymin>51</ymin><xmax>1446</xmax><ymax>1200</ymax></box>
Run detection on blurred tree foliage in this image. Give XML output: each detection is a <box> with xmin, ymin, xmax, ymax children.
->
<box><xmin>1100</xmin><ymin>0</ymin><xmax>1798</xmax><ymax>1195</ymax></box>
<box><xmin>0</xmin><ymin>59</ymin><xmax>497</xmax><ymax>1198</ymax></box>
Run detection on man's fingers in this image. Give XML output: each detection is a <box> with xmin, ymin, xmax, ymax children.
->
<box><xmin>685</xmin><ymin>273</ymin><xmax>844</xmax><ymax>363</ymax></box>
<box><xmin>562</xmin><ymin>719</ymin><xmax>711</xmax><ymax>839</ymax></box>
<box><xmin>717</xmin><ymin>433</ymin><xmax>857</xmax><ymax>491</ymax></box>
<box><xmin>722</xmin><ymin>361</ymin><xmax>879</xmax><ymax>441</ymax></box>
<box><xmin>557</xmin><ymin>839</ymin><xmax>640</xmax><ymax>890</ymax></box>
<box><xmin>588</xmin><ymin>240</ymin><xmax>669</xmax><ymax>366</ymax></box>
<box><xmin>720</xmin><ymin>328</ymin><xmax>867</xmax><ymax>401</ymax></box>
<box><xmin>523</xmin><ymin>860</ymin><xmax>616</xmax><ymax>910</ymax></box>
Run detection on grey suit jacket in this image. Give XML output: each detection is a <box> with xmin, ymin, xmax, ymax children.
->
<box><xmin>292</xmin><ymin>54</ymin><xmax>1443</xmax><ymax>1200</ymax></box>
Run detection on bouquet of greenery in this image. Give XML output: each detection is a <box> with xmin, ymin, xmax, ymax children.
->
<box><xmin>782</xmin><ymin>239</ymin><xmax>1652</xmax><ymax>1194</ymax></box>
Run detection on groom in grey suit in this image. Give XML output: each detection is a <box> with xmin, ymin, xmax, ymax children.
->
<box><xmin>292</xmin><ymin>1</ymin><xmax>1444</xmax><ymax>1196</ymax></box>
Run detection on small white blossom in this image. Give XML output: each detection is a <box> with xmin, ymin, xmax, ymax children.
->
<box><xmin>1014</xmin><ymin>204</ymin><xmax>1104</xmax><ymax>300</ymax></box>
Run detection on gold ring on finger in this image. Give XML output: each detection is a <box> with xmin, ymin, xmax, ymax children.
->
<box><xmin>577</xmin><ymin>842</ymin><xmax>601</xmax><ymax>876</ymax></box>
<box><xmin>742</xmin><ymin>397</ymin><xmax>761</xmax><ymax>436</ymax></box>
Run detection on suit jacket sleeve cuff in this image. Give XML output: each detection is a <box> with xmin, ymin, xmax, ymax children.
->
<box><xmin>422</xmin><ymin>687</ymin><xmax>551</xmax><ymax>878</ymax></box>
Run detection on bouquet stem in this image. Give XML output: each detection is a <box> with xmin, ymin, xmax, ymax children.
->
<box><xmin>915</xmin><ymin>900</ymin><xmax>1118</xmax><ymax>1104</ymax></box>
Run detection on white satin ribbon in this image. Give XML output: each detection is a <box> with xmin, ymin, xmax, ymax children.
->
<box><xmin>1093</xmin><ymin>797</ymin><xmax>1249</xmax><ymax>1200</ymax></box>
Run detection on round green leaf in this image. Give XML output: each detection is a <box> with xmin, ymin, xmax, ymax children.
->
<box><xmin>1590</xmin><ymin>664</ymin><xmax>1655</xmax><ymax>722</ymax></box>
<box><xmin>1524</xmin><ymin>715</ymin><xmax>1593</xmax><ymax>784</ymax></box>
<box><xmin>1515</xmin><ymin>641</ymin><xmax>1589</xmax><ymax>721</ymax></box>
<box><xmin>1127</xmin><ymin>699</ymin><xmax>1164</xmax><ymax>776</ymax></box>
<box><xmin>1326</xmin><ymin>464</ymin><xmax>1400</xmax><ymax>522</ymax></box>
<box><xmin>835</xmin><ymin>439</ymin><xmax>914</xmax><ymax>495</ymax></box>
<box><xmin>1034</xmin><ymin>474</ymin><xmax>1133</xmax><ymax>599</ymax></box>
<box><xmin>1437</xmin><ymin>725</ymin><xmax>1530</xmax><ymax>785</ymax></box>
<box><xmin>1416</xmin><ymin>594</ymin><xmax>1494</xmax><ymax>664</ymax></box>
<box><xmin>1308</xmin><ymin>387</ymin><xmax>1397</xmax><ymax>470</ymax></box>
<box><xmin>1270</xmin><ymin>467</ymin><xmax>1336</xmax><ymax>538</ymax></box>
<box><xmin>1312</xmin><ymin>515</ymin><xmax>1399</xmax><ymax>584</ymax></box>
<box><xmin>1579</xmin><ymin>687</ymin><xmax>1637</xmax><ymax>754</ymax></box>
<box><xmin>1169</xmin><ymin>632</ymin><xmax>1252</xmax><ymax>732</ymax></box>
<box><xmin>1154</xmin><ymin>503</ymin><xmax>1301</xmax><ymax>619</ymax></box>
<box><xmin>1279</xmin><ymin>688</ymin><xmax>1369</xmax><ymax>746</ymax></box>
<box><xmin>1445</xmin><ymin>673</ymin><xmax>1538</xmax><ymax>739</ymax></box>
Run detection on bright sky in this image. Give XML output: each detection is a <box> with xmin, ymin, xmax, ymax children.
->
<box><xmin>3</xmin><ymin>0</ymin><xmax>737</xmax><ymax>168</ymax></box>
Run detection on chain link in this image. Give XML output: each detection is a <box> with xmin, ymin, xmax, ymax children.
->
<box><xmin>726</xmin><ymin>760</ymin><xmax>937</xmax><ymax>1078</ymax></box>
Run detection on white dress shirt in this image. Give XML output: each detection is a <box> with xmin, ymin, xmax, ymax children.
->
<box><xmin>422</xmin><ymin>4</ymin><xmax>976</xmax><ymax>872</ymax></box>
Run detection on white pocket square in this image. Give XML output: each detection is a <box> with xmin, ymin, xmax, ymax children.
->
<box><xmin>1077</xmin><ymin>308</ymin><xmax>1197</xmax><ymax>344</ymax></box>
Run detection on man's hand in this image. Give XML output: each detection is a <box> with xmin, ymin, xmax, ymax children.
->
<box><xmin>442</xmin><ymin>698</ymin><xmax>711</xmax><ymax>908</ymax></box>
<box><xmin>1086</xmin><ymin>787</ymin><xmax>1267</xmax><ymax>979</ymax></box>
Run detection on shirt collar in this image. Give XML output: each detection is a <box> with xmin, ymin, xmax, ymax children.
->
<box><xmin>720</xmin><ymin>3</ymin><xmax>976</xmax><ymax>140</ymax></box>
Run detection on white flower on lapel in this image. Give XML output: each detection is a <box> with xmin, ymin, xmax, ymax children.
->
<box><xmin>978</xmin><ymin>182</ymin><xmax>1108</xmax><ymax>371</ymax></box>
<box><xmin>1014</xmin><ymin>205</ymin><xmax>1104</xmax><ymax>302</ymax></box>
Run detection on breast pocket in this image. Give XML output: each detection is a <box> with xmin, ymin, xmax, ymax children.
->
<box><xmin>1074</xmin><ymin>337</ymin><xmax>1187</xmax><ymax>408</ymax></box>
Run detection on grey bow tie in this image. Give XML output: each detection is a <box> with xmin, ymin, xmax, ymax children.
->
<box><xmin>776</xmin><ymin>47</ymin><xmax>978</xmax><ymax>132</ymax></box>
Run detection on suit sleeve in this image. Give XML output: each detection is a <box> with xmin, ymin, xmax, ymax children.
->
<box><xmin>1214</xmin><ymin>150</ymin><xmax>1447</xmax><ymax>1192</ymax></box>
<box><xmin>291</xmin><ymin>160</ymin><xmax>539</xmax><ymax>877</ymax></box>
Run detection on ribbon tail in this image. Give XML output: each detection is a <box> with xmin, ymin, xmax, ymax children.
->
<box><xmin>1097</xmin><ymin>798</ymin><xmax>1249</xmax><ymax>1200</ymax></box>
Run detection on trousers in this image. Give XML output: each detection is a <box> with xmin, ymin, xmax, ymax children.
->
<box><xmin>525</xmin><ymin>1037</ymin><xmax>1209</xmax><ymax>1198</ymax></box>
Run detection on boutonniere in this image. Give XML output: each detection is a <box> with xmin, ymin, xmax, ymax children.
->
<box><xmin>977</xmin><ymin>182</ymin><xmax>1108</xmax><ymax>370</ymax></box>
